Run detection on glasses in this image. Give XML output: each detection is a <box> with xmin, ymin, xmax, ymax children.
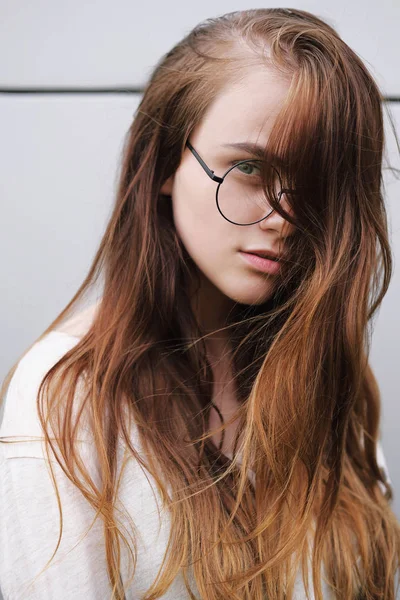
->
<box><xmin>186</xmin><ymin>141</ymin><xmax>295</xmax><ymax>226</ymax></box>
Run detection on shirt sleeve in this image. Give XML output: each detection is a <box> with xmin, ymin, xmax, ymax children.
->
<box><xmin>0</xmin><ymin>444</ymin><xmax>115</xmax><ymax>600</ymax></box>
<box><xmin>0</xmin><ymin>334</ymin><xmax>115</xmax><ymax>600</ymax></box>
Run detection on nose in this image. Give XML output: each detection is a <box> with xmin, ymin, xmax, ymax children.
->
<box><xmin>257</xmin><ymin>195</ymin><xmax>296</xmax><ymax>236</ymax></box>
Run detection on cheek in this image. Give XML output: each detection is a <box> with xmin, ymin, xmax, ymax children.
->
<box><xmin>173</xmin><ymin>200</ymin><xmax>217</xmax><ymax>266</ymax></box>
<box><xmin>171</xmin><ymin>177</ymin><xmax>225</xmax><ymax>254</ymax></box>
<box><xmin>173</xmin><ymin>171</ymin><xmax>211</xmax><ymax>220</ymax></box>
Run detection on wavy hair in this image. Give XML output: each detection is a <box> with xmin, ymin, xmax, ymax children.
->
<box><xmin>2</xmin><ymin>8</ymin><xmax>400</xmax><ymax>600</ymax></box>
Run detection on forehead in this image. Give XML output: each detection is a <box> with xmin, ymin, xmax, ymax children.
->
<box><xmin>193</xmin><ymin>68</ymin><xmax>291</xmax><ymax>149</ymax></box>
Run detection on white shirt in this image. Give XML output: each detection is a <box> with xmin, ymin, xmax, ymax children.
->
<box><xmin>0</xmin><ymin>331</ymin><xmax>392</xmax><ymax>599</ymax></box>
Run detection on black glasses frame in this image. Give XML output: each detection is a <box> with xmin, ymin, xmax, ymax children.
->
<box><xmin>185</xmin><ymin>140</ymin><xmax>293</xmax><ymax>226</ymax></box>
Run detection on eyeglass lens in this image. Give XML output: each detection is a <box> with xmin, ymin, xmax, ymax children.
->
<box><xmin>216</xmin><ymin>160</ymin><xmax>283</xmax><ymax>225</ymax></box>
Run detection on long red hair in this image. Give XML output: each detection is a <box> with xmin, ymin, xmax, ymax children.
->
<box><xmin>2</xmin><ymin>8</ymin><xmax>399</xmax><ymax>599</ymax></box>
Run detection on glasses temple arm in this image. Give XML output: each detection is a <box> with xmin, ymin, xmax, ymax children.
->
<box><xmin>186</xmin><ymin>141</ymin><xmax>224</xmax><ymax>184</ymax></box>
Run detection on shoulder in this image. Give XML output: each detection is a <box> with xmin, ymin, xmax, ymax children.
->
<box><xmin>55</xmin><ymin>301</ymin><xmax>100</xmax><ymax>338</ymax></box>
<box><xmin>0</xmin><ymin>331</ymin><xmax>81</xmax><ymax>448</ymax></box>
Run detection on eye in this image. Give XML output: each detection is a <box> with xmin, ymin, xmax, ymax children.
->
<box><xmin>230</xmin><ymin>161</ymin><xmax>261</xmax><ymax>176</ymax></box>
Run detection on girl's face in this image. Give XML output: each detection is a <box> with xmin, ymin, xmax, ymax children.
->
<box><xmin>161</xmin><ymin>67</ymin><xmax>296</xmax><ymax>325</ymax></box>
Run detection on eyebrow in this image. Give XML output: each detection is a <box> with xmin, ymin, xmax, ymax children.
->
<box><xmin>221</xmin><ymin>142</ymin><xmax>285</xmax><ymax>166</ymax></box>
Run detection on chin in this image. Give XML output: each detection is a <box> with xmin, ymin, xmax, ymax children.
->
<box><xmin>226</xmin><ymin>285</ymin><xmax>275</xmax><ymax>307</ymax></box>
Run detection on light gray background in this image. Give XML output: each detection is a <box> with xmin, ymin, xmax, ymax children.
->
<box><xmin>0</xmin><ymin>0</ymin><xmax>399</xmax><ymax>534</ymax></box>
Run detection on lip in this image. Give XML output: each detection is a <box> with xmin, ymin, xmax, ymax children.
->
<box><xmin>243</xmin><ymin>248</ymin><xmax>282</xmax><ymax>261</ymax></box>
<box><xmin>239</xmin><ymin>251</ymin><xmax>281</xmax><ymax>274</ymax></box>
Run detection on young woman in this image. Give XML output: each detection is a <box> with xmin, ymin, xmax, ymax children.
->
<box><xmin>0</xmin><ymin>8</ymin><xmax>399</xmax><ymax>600</ymax></box>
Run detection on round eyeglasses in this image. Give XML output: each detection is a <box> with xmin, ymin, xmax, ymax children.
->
<box><xmin>186</xmin><ymin>141</ymin><xmax>294</xmax><ymax>226</ymax></box>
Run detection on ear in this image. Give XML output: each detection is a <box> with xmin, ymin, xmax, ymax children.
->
<box><xmin>160</xmin><ymin>174</ymin><xmax>174</xmax><ymax>196</ymax></box>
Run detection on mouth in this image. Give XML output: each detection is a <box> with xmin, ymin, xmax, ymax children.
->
<box><xmin>247</xmin><ymin>251</ymin><xmax>279</xmax><ymax>261</ymax></box>
<box><xmin>241</xmin><ymin>249</ymin><xmax>282</xmax><ymax>262</ymax></box>
<box><xmin>239</xmin><ymin>251</ymin><xmax>282</xmax><ymax>274</ymax></box>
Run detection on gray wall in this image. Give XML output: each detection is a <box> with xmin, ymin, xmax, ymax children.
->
<box><xmin>1</xmin><ymin>0</ymin><xmax>399</xmax><ymax>529</ymax></box>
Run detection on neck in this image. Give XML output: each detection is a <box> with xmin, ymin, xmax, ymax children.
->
<box><xmin>190</xmin><ymin>271</ymin><xmax>235</xmax><ymax>363</ymax></box>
